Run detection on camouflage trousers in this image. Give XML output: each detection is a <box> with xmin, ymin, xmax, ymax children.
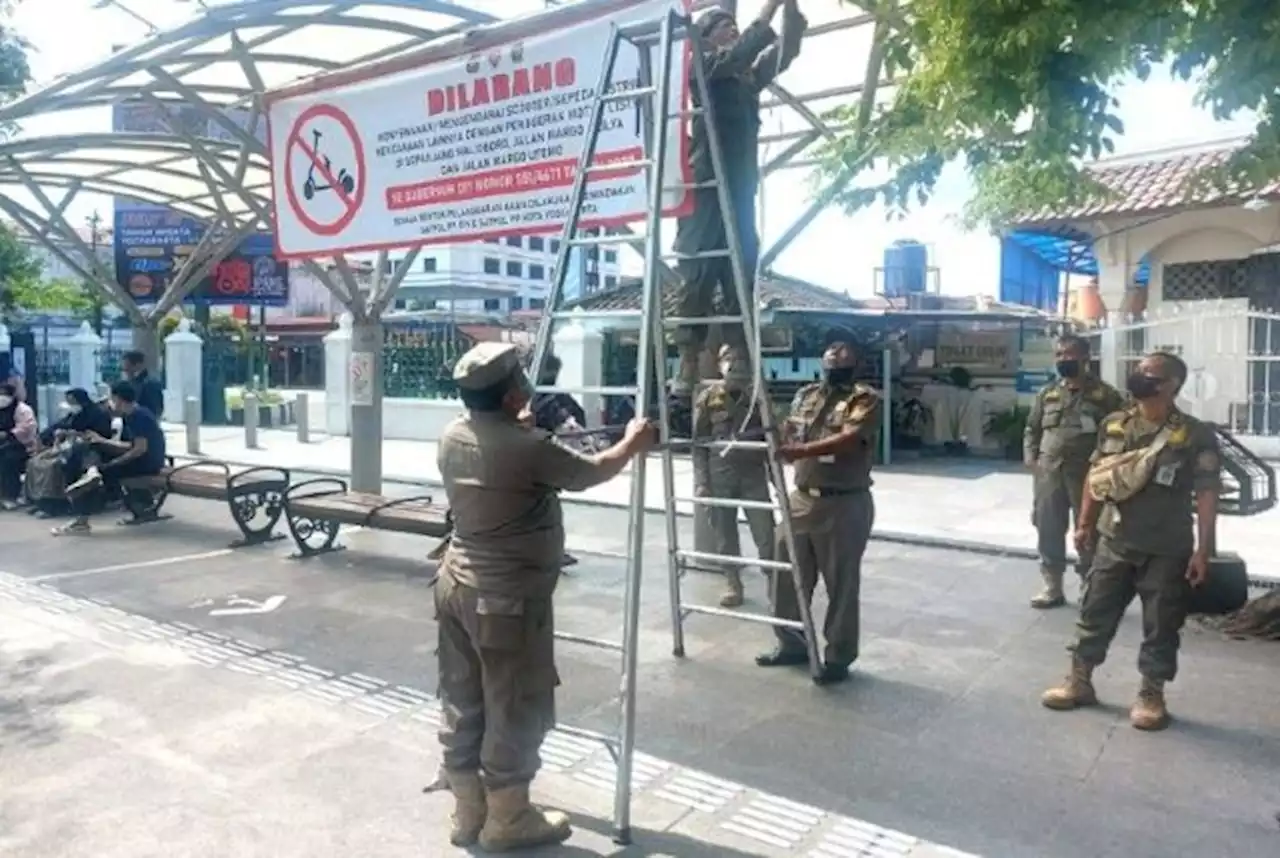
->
<box><xmin>1070</xmin><ymin>537</ymin><xmax>1194</xmax><ymax>682</ymax></box>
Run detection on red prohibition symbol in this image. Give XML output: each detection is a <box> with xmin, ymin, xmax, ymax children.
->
<box><xmin>283</xmin><ymin>103</ymin><xmax>367</xmax><ymax>237</ymax></box>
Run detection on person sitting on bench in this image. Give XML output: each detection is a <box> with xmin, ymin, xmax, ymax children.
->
<box><xmin>0</xmin><ymin>381</ymin><xmax>38</xmax><ymax>511</ymax></box>
<box><xmin>54</xmin><ymin>380</ymin><xmax>166</xmax><ymax>536</ymax></box>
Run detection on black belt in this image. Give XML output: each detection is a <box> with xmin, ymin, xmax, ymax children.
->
<box><xmin>797</xmin><ymin>487</ymin><xmax>867</xmax><ymax>498</ymax></box>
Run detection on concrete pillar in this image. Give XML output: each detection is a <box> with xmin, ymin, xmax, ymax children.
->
<box><xmin>324</xmin><ymin>313</ymin><xmax>353</xmax><ymax>436</ymax></box>
<box><xmin>163</xmin><ymin>318</ymin><xmax>203</xmax><ymax>419</ymax></box>
<box><xmin>552</xmin><ymin>308</ymin><xmax>605</xmax><ymax>425</ymax></box>
<box><xmin>132</xmin><ymin>323</ymin><xmax>160</xmax><ymax>371</ymax></box>
<box><xmin>67</xmin><ymin>321</ymin><xmax>102</xmax><ymax>392</ymax></box>
<box><xmin>348</xmin><ymin>317</ymin><xmax>384</xmax><ymax>493</ymax></box>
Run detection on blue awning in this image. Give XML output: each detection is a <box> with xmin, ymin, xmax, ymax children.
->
<box><xmin>1005</xmin><ymin>229</ymin><xmax>1151</xmax><ymax>284</ymax></box>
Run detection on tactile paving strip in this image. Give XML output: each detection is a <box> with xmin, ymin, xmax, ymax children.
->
<box><xmin>0</xmin><ymin>571</ymin><xmax>982</xmax><ymax>858</ymax></box>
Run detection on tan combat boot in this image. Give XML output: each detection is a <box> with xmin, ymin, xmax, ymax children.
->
<box><xmin>445</xmin><ymin>770</ymin><xmax>487</xmax><ymax>847</ymax></box>
<box><xmin>719</xmin><ymin>569</ymin><xmax>744</xmax><ymax>608</ymax></box>
<box><xmin>1129</xmin><ymin>677</ymin><xmax>1171</xmax><ymax>731</ymax></box>
<box><xmin>478</xmin><ymin>783</ymin><xmax>572</xmax><ymax>852</ymax></box>
<box><xmin>1030</xmin><ymin>566</ymin><xmax>1067</xmax><ymax>609</ymax></box>
<box><xmin>1040</xmin><ymin>659</ymin><xmax>1098</xmax><ymax>710</ymax></box>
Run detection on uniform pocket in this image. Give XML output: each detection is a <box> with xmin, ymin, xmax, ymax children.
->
<box><xmin>475</xmin><ymin>595</ymin><xmax>526</xmax><ymax>651</ymax></box>
<box><xmin>1042</xmin><ymin>403</ymin><xmax>1064</xmax><ymax>429</ymax></box>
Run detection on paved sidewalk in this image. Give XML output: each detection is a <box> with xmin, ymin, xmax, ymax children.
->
<box><xmin>0</xmin><ymin>570</ymin><xmax>975</xmax><ymax>858</ymax></box>
<box><xmin>166</xmin><ymin>424</ymin><xmax>1280</xmax><ymax>583</ymax></box>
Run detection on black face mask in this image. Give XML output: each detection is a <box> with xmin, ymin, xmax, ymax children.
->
<box><xmin>823</xmin><ymin>366</ymin><xmax>855</xmax><ymax>386</ymax></box>
<box><xmin>1126</xmin><ymin>373</ymin><xmax>1163</xmax><ymax>400</ymax></box>
<box><xmin>1055</xmin><ymin>359</ymin><xmax>1081</xmax><ymax>379</ymax></box>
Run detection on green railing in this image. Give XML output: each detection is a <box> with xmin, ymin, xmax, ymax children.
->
<box><xmin>382</xmin><ymin>323</ymin><xmax>472</xmax><ymax>399</ymax></box>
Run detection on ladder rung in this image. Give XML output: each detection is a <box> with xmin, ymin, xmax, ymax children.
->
<box><xmin>586</xmin><ymin>159</ymin><xmax>652</xmax><ymax>173</ymax></box>
<box><xmin>554</xmin><ymin>631</ymin><xmax>623</xmax><ymax>652</ymax></box>
<box><xmin>682</xmin><ymin>603</ymin><xmax>805</xmax><ymax>631</ymax></box>
<box><xmin>665</xmin><ymin>179</ymin><xmax>719</xmax><ymax>191</ymax></box>
<box><xmin>663</xmin><ymin>314</ymin><xmax>747</xmax><ymax>327</ymax></box>
<box><xmin>536</xmin><ymin>384</ymin><xmax>638</xmax><ymax>397</ymax></box>
<box><xmin>677</xmin><ymin>549</ymin><xmax>791</xmax><ymax>571</ymax></box>
<box><xmin>601</xmin><ymin>86</ymin><xmax>657</xmax><ymax>103</ymax></box>
<box><xmin>554</xmin><ymin>723</ymin><xmax>620</xmax><ymax>748</ymax></box>
<box><xmin>670</xmin><ymin>438</ymin><xmax>773</xmax><ymax>451</ymax></box>
<box><xmin>566</xmin><ymin>233</ymin><xmax>643</xmax><ymax>248</ymax></box>
<box><xmin>550</xmin><ymin>309</ymin><xmax>642</xmax><ymax>320</ymax></box>
<box><xmin>677</xmin><ymin>496</ymin><xmax>778</xmax><ymax>511</ymax></box>
<box><xmin>661</xmin><ymin>249</ymin><xmax>732</xmax><ymax>261</ymax></box>
<box><xmin>617</xmin><ymin>17</ymin><xmax>692</xmax><ymax>41</ymax></box>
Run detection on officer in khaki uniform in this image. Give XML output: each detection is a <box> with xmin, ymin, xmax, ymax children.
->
<box><xmin>1024</xmin><ymin>335</ymin><xmax>1125</xmax><ymax>608</ymax></box>
<box><xmin>756</xmin><ymin>341</ymin><xmax>879</xmax><ymax>685</ymax></box>
<box><xmin>1042</xmin><ymin>351</ymin><xmax>1219</xmax><ymax>731</ymax></box>
<box><xmin>692</xmin><ymin>343</ymin><xmax>777</xmax><ymax>608</ymax></box>
<box><xmin>435</xmin><ymin>342</ymin><xmax>654</xmax><ymax>850</ymax></box>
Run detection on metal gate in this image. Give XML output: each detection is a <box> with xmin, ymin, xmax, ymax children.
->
<box><xmin>1094</xmin><ymin>302</ymin><xmax>1280</xmax><ymax>437</ymax></box>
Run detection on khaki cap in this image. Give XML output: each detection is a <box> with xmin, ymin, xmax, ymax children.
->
<box><xmin>453</xmin><ymin>342</ymin><xmax>522</xmax><ymax>391</ymax></box>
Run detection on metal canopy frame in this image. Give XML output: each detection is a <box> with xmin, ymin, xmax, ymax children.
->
<box><xmin>0</xmin><ymin>0</ymin><xmax>501</xmax><ymax>327</ymax></box>
<box><xmin>0</xmin><ymin>0</ymin><xmax>894</xmax><ymax>330</ymax></box>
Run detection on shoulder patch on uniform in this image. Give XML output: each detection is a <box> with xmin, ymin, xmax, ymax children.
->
<box><xmin>1043</xmin><ymin>388</ymin><xmax>1062</xmax><ymax>402</ymax></box>
<box><xmin>1168</xmin><ymin>424</ymin><xmax>1189</xmax><ymax>447</ymax></box>
<box><xmin>1104</xmin><ymin>417</ymin><xmax>1126</xmax><ymax>436</ymax></box>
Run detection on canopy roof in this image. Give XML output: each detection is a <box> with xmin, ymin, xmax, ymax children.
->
<box><xmin>0</xmin><ymin>1</ymin><xmax>503</xmax><ymax>229</ymax></box>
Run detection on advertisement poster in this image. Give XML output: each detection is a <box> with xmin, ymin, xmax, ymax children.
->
<box><xmin>112</xmin><ymin>102</ymin><xmax>285</xmax><ymax>306</ymax></box>
<box><xmin>264</xmin><ymin>0</ymin><xmax>692</xmax><ymax>257</ymax></box>
<box><xmin>113</xmin><ymin>205</ymin><xmax>289</xmax><ymax>306</ymax></box>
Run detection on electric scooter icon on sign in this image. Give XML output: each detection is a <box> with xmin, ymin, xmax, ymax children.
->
<box><xmin>302</xmin><ymin>129</ymin><xmax>357</xmax><ymax>200</ymax></box>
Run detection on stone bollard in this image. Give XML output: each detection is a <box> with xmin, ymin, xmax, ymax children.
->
<box><xmin>184</xmin><ymin>396</ymin><xmax>201</xmax><ymax>455</ymax></box>
<box><xmin>295</xmin><ymin>392</ymin><xmax>309</xmax><ymax>444</ymax></box>
<box><xmin>243</xmin><ymin>392</ymin><xmax>259</xmax><ymax>450</ymax></box>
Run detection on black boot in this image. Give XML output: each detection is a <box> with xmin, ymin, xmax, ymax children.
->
<box><xmin>755</xmin><ymin>647</ymin><xmax>808</xmax><ymax>668</ymax></box>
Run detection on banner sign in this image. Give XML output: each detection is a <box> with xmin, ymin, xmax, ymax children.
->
<box><xmin>264</xmin><ymin>0</ymin><xmax>693</xmax><ymax>258</ymax></box>
<box><xmin>111</xmin><ymin>103</ymin><xmax>286</xmax><ymax>306</ymax></box>
<box><xmin>114</xmin><ymin>205</ymin><xmax>289</xmax><ymax>306</ymax></box>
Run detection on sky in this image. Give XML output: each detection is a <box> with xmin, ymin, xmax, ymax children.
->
<box><xmin>7</xmin><ymin>0</ymin><xmax>1260</xmax><ymax>299</ymax></box>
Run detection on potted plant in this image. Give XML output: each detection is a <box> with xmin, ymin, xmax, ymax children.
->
<box><xmin>985</xmin><ymin>404</ymin><xmax>1031</xmax><ymax>460</ymax></box>
<box><xmin>942</xmin><ymin>366</ymin><xmax>973</xmax><ymax>455</ymax></box>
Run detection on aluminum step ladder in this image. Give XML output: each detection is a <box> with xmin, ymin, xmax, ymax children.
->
<box><xmin>525</xmin><ymin>5</ymin><xmax>822</xmax><ymax>845</ymax></box>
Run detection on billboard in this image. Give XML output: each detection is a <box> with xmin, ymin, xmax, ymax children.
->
<box><xmin>113</xmin><ymin>205</ymin><xmax>289</xmax><ymax>306</ymax></box>
<box><xmin>111</xmin><ymin>102</ymin><xmax>286</xmax><ymax>306</ymax></box>
<box><xmin>262</xmin><ymin>0</ymin><xmax>693</xmax><ymax>258</ymax></box>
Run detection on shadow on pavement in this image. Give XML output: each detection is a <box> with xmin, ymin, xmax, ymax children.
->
<box><xmin>0</xmin><ymin>647</ymin><xmax>86</xmax><ymax>749</ymax></box>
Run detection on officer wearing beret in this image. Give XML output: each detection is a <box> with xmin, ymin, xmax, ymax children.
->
<box><xmin>433</xmin><ymin>342</ymin><xmax>654</xmax><ymax>851</ymax></box>
<box><xmin>758</xmin><ymin>341</ymin><xmax>879</xmax><ymax>685</ymax></box>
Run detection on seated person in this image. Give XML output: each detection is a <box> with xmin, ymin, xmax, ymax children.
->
<box><xmin>53</xmin><ymin>380</ymin><xmax>167</xmax><ymax>536</ymax></box>
<box><xmin>28</xmin><ymin>389</ymin><xmax>116</xmax><ymax>518</ymax></box>
<box><xmin>0</xmin><ymin>381</ymin><xmax>38</xmax><ymax>511</ymax></box>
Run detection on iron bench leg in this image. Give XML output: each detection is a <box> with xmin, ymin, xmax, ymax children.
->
<box><xmin>226</xmin><ymin>467</ymin><xmax>291</xmax><ymax>548</ymax></box>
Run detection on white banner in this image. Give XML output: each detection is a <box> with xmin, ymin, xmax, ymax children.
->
<box><xmin>265</xmin><ymin>0</ymin><xmax>693</xmax><ymax>258</ymax></box>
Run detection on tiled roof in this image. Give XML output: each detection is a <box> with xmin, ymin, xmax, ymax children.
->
<box><xmin>1012</xmin><ymin>144</ymin><xmax>1280</xmax><ymax>228</ymax></box>
<box><xmin>569</xmin><ymin>273</ymin><xmax>858</xmax><ymax>314</ymax></box>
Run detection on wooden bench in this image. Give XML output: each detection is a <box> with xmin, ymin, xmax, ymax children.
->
<box><xmin>118</xmin><ymin>460</ymin><xmax>291</xmax><ymax>548</ymax></box>
<box><xmin>281</xmin><ymin>477</ymin><xmax>450</xmax><ymax>558</ymax></box>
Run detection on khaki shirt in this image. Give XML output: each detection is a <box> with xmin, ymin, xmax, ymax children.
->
<box><xmin>1091</xmin><ymin>407</ymin><xmax>1220</xmax><ymax>556</ymax></box>
<box><xmin>1024</xmin><ymin>378</ymin><xmax>1125</xmax><ymax>471</ymax></box>
<box><xmin>786</xmin><ymin>381</ymin><xmax>881</xmax><ymax>492</ymax></box>
<box><xmin>692</xmin><ymin>382</ymin><xmax>767</xmax><ymax>487</ymax></box>
<box><xmin>437</xmin><ymin>411</ymin><xmax>611</xmax><ymax>598</ymax></box>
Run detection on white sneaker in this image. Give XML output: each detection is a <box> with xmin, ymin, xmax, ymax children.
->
<box><xmin>52</xmin><ymin>520</ymin><xmax>92</xmax><ymax>536</ymax></box>
<box><xmin>66</xmin><ymin>466</ymin><xmax>102</xmax><ymax>495</ymax></box>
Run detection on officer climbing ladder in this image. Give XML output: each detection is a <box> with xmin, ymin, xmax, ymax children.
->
<box><xmin>523</xmin><ymin>3</ymin><xmax>822</xmax><ymax>842</ymax></box>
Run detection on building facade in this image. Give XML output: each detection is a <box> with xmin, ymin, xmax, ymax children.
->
<box><xmin>386</xmin><ymin>230</ymin><xmax>625</xmax><ymax>315</ymax></box>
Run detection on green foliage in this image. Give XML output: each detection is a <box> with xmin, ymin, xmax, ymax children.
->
<box><xmin>0</xmin><ymin>0</ymin><xmax>31</xmax><ymax>135</ymax></box>
<box><xmin>5</xmin><ymin>276</ymin><xmax>98</xmax><ymax>316</ymax></box>
<box><xmin>818</xmin><ymin>0</ymin><xmax>1280</xmax><ymax>228</ymax></box>
<box><xmin>0</xmin><ymin>221</ymin><xmax>42</xmax><ymax>320</ymax></box>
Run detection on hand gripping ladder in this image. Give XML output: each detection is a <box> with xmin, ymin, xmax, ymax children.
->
<box><xmin>525</xmin><ymin>4</ymin><xmax>822</xmax><ymax>843</ymax></box>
